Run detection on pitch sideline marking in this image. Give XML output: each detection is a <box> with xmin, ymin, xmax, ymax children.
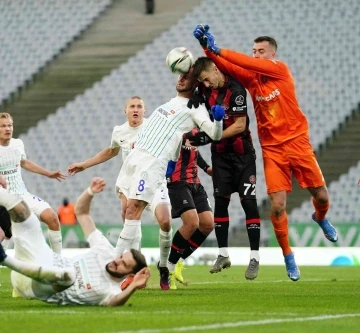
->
<box><xmin>112</xmin><ymin>313</ymin><xmax>360</xmax><ymax>333</ymax></box>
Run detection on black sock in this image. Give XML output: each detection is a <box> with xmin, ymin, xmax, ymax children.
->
<box><xmin>182</xmin><ymin>229</ymin><xmax>208</xmax><ymax>260</ymax></box>
<box><xmin>168</xmin><ymin>231</ymin><xmax>188</xmax><ymax>265</ymax></box>
<box><xmin>241</xmin><ymin>199</ymin><xmax>261</xmax><ymax>250</ymax></box>
<box><xmin>214</xmin><ymin>197</ymin><xmax>230</xmax><ymax>249</ymax></box>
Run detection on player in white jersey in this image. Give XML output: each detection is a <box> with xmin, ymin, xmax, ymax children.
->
<box><xmin>0</xmin><ymin>176</ymin><xmax>150</xmax><ymax>306</ymax></box>
<box><xmin>117</xmin><ymin>68</ymin><xmax>224</xmax><ymax>286</ymax></box>
<box><xmin>0</xmin><ymin>113</ymin><xmax>65</xmax><ymax>254</ymax></box>
<box><xmin>67</xmin><ymin>96</ymin><xmax>173</xmax><ymax>290</ymax></box>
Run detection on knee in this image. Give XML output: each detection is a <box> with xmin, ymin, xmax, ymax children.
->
<box><xmin>41</xmin><ymin>210</ymin><xmax>60</xmax><ymax>229</ymax></box>
<box><xmin>270</xmin><ymin>200</ymin><xmax>286</xmax><ymax>217</ymax></box>
<box><xmin>241</xmin><ymin>199</ymin><xmax>260</xmax><ymax>219</ymax></box>
<box><xmin>158</xmin><ymin>217</ymin><xmax>171</xmax><ymax>232</ymax></box>
<box><xmin>199</xmin><ymin>213</ymin><xmax>214</xmax><ymax>235</ymax></box>
<box><xmin>313</xmin><ymin>188</ymin><xmax>329</xmax><ymax>205</ymax></box>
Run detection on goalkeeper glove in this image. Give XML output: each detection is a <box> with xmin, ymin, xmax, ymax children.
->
<box><xmin>205</xmin><ymin>32</ymin><xmax>221</xmax><ymax>55</ymax></box>
<box><xmin>193</xmin><ymin>24</ymin><xmax>210</xmax><ymax>47</ymax></box>
<box><xmin>211</xmin><ymin>105</ymin><xmax>225</xmax><ymax>121</ymax></box>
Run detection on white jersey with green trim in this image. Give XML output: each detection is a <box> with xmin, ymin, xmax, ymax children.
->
<box><xmin>135</xmin><ymin>96</ymin><xmax>222</xmax><ymax>161</ymax></box>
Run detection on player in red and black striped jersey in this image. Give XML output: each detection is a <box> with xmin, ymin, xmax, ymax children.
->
<box><xmin>166</xmin><ymin>128</ymin><xmax>213</xmax><ymax>289</ymax></box>
<box><xmin>190</xmin><ymin>57</ymin><xmax>261</xmax><ymax>280</ymax></box>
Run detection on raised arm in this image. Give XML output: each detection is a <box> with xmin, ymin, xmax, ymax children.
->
<box><xmin>68</xmin><ymin>146</ymin><xmax>120</xmax><ymax>175</ymax></box>
<box><xmin>74</xmin><ymin>177</ymin><xmax>106</xmax><ymax>239</ymax></box>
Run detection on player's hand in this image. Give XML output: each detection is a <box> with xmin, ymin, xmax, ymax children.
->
<box><xmin>132</xmin><ymin>267</ymin><xmax>151</xmax><ymax>289</ymax></box>
<box><xmin>211</xmin><ymin>105</ymin><xmax>225</xmax><ymax>121</ymax></box>
<box><xmin>68</xmin><ymin>162</ymin><xmax>85</xmax><ymax>176</ymax></box>
<box><xmin>0</xmin><ymin>175</ymin><xmax>7</xmax><ymax>189</ymax></box>
<box><xmin>48</xmin><ymin>170</ymin><xmax>67</xmax><ymax>181</ymax></box>
<box><xmin>193</xmin><ymin>24</ymin><xmax>210</xmax><ymax>47</ymax></box>
<box><xmin>206</xmin><ymin>32</ymin><xmax>221</xmax><ymax>55</ymax></box>
<box><xmin>187</xmin><ymin>88</ymin><xmax>205</xmax><ymax>109</ymax></box>
<box><xmin>188</xmin><ymin>131</ymin><xmax>213</xmax><ymax>146</ymax></box>
<box><xmin>90</xmin><ymin>177</ymin><xmax>106</xmax><ymax>194</ymax></box>
<box><xmin>206</xmin><ymin>166</ymin><xmax>213</xmax><ymax>177</ymax></box>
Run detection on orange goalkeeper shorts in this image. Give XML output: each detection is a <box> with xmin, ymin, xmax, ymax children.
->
<box><xmin>262</xmin><ymin>133</ymin><xmax>325</xmax><ymax>194</ymax></box>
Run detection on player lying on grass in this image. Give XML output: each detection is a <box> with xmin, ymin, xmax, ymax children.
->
<box><xmin>0</xmin><ymin>175</ymin><xmax>150</xmax><ymax>306</ymax></box>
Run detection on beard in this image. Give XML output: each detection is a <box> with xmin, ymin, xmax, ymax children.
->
<box><xmin>105</xmin><ymin>262</ymin><xmax>127</xmax><ymax>279</ymax></box>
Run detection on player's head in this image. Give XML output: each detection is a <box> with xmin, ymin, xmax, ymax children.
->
<box><xmin>124</xmin><ymin>96</ymin><xmax>146</xmax><ymax>124</ymax></box>
<box><xmin>105</xmin><ymin>249</ymin><xmax>147</xmax><ymax>279</ymax></box>
<box><xmin>0</xmin><ymin>113</ymin><xmax>14</xmax><ymax>142</ymax></box>
<box><xmin>253</xmin><ymin>36</ymin><xmax>277</xmax><ymax>59</ymax></box>
<box><xmin>176</xmin><ymin>67</ymin><xmax>199</xmax><ymax>96</ymax></box>
<box><xmin>192</xmin><ymin>57</ymin><xmax>225</xmax><ymax>89</ymax></box>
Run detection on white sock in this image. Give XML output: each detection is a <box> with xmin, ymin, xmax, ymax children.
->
<box><xmin>3</xmin><ymin>255</ymin><xmax>75</xmax><ymax>287</ymax></box>
<box><xmin>0</xmin><ymin>187</ymin><xmax>22</xmax><ymax>210</ymax></box>
<box><xmin>159</xmin><ymin>228</ymin><xmax>172</xmax><ymax>267</ymax></box>
<box><xmin>129</xmin><ymin>224</ymin><xmax>142</xmax><ymax>251</ymax></box>
<box><xmin>48</xmin><ymin>229</ymin><xmax>62</xmax><ymax>255</ymax></box>
<box><xmin>250</xmin><ymin>250</ymin><xmax>260</xmax><ymax>261</ymax></box>
<box><xmin>219</xmin><ymin>247</ymin><xmax>229</xmax><ymax>257</ymax></box>
<box><xmin>115</xmin><ymin>220</ymin><xmax>141</xmax><ymax>255</ymax></box>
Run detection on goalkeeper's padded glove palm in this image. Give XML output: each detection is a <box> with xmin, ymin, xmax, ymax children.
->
<box><xmin>211</xmin><ymin>105</ymin><xmax>225</xmax><ymax>121</ymax></box>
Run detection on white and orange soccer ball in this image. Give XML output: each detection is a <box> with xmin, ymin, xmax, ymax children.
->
<box><xmin>166</xmin><ymin>47</ymin><xmax>194</xmax><ymax>74</ymax></box>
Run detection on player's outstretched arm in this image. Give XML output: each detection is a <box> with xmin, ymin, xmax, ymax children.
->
<box><xmin>21</xmin><ymin>159</ymin><xmax>66</xmax><ymax>181</ymax></box>
<box><xmin>75</xmin><ymin>177</ymin><xmax>106</xmax><ymax>239</ymax></box>
<box><xmin>106</xmin><ymin>267</ymin><xmax>151</xmax><ymax>307</ymax></box>
<box><xmin>68</xmin><ymin>147</ymin><xmax>120</xmax><ymax>176</ymax></box>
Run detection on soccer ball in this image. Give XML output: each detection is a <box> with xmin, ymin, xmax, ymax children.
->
<box><xmin>166</xmin><ymin>47</ymin><xmax>194</xmax><ymax>74</ymax></box>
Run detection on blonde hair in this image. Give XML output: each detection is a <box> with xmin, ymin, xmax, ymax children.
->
<box><xmin>0</xmin><ymin>113</ymin><xmax>13</xmax><ymax>122</ymax></box>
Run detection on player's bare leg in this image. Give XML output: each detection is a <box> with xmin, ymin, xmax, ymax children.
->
<box><xmin>308</xmin><ymin>186</ymin><xmax>338</xmax><ymax>242</ymax></box>
<box><xmin>40</xmin><ymin>208</ymin><xmax>63</xmax><ymax>255</ymax></box>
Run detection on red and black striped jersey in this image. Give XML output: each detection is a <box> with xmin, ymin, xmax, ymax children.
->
<box><xmin>168</xmin><ymin>128</ymin><xmax>210</xmax><ymax>184</ymax></box>
<box><xmin>205</xmin><ymin>76</ymin><xmax>254</xmax><ymax>154</ymax></box>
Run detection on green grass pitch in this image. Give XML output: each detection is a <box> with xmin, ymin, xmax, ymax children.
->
<box><xmin>1</xmin><ymin>265</ymin><xmax>360</xmax><ymax>333</ymax></box>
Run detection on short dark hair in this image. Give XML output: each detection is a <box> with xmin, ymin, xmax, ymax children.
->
<box><xmin>130</xmin><ymin>249</ymin><xmax>147</xmax><ymax>273</ymax></box>
<box><xmin>192</xmin><ymin>57</ymin><xmax>215</xmax><ymax>79</ymax></box>
<box><xmin>254</xmin><ymin>36</ymin><xmax>277</xmax><ymax>51</ymax></box>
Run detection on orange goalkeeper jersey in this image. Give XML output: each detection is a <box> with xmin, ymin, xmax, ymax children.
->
<box><xmin>204</xmin><ymin>49</ymin><xmax>309</xmax><ymax>147</ymax></box>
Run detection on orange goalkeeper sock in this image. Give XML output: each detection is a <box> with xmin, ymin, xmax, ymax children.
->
<box><xmin>271</xmin><ymin>212</ymin><xmax>292</xmax><ymax>256</ymax></box>
<box><xmin>312</xmin><ymin>198</ymin><xmax>330</xmax><ymax>221</ymax></box>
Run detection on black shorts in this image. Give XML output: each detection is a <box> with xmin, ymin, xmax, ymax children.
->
<box><xmin>212</xmin><ymin>152</ymin><xmax>257</xmax><ymax>198</ymax></box>
<box><xmin>0</xmin><ymin>206</ymin><xmax>12</xmax><ymax>239</ymax></box>
<box><xmin>167</xmin><ymin>182</ymin><xmax>212</xmax><ymax>219</ymax></box>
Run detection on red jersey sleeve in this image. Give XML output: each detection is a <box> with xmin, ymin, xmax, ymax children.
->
<box><xmin>203</xmin><ymin>48</ymin><xmax>254</xmax><ymax>88</ymax></box>
<box><xmin>220</xmin><ymin>49</ymin><xmax>290</xmax><ymax>80</ymax></box>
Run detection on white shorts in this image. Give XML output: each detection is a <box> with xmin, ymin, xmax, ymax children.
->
<box><xmin>116</xmin><ymin>180</ymin><xmax>171</xmax><ymax>219</ymax></box>
<box><xmin>10</xmin><ymin>213</ymin><xmax>57</xmax><ymax>299</ymax></box>
<box><xmin>23</xmin><ymin>193</ymin><xmax>52</xmax><ymax>219</ymax></box>
<box><xmin>117</xmin><ymin>148</ymin><xmax>167</xmax><ymax>204</ymax></box>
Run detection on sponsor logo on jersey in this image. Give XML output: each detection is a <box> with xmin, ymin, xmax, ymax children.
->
<box><xmin>157</xmin><ymin>107</ymin><xmax>171</xmax><ymax>118</ymax></box>
<box><xmin>255</xmin><ymin>88</ymin><xmax>280</xmax><ymax>102</ymax></box>
<box><xmin>0</xmin><ymin>168</ymin><xmax>17</xmax><ymax>175</ymax></box>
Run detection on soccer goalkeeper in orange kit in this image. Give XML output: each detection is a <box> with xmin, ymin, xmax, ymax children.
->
<box><xmin>192</xmin><ymin>24</ymin><xmax>338</xmax><ymax>281</ymax></box>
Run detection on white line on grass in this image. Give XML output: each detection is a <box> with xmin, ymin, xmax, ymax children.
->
<box><xmin>111</xmin><ymin>313</ymin><xmax>360</xmax><ymax>333</ymax></box>
<box><xmin>189</xmin><ymin>278</ymin><xmax>351</xmax><ymax>285</ymax></box>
